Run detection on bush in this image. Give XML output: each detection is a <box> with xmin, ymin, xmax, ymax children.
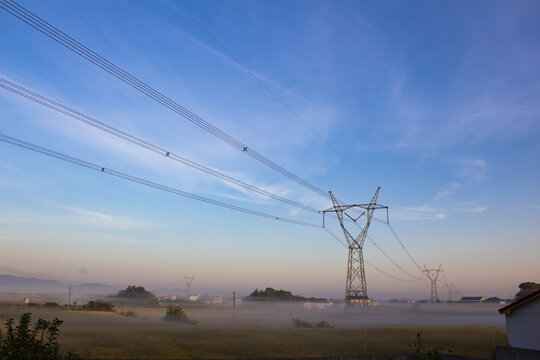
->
<box><xmin>81</xmin><ymin>300</ymin><xmax>115</xmax><ymax>312</ymax></box>
<box><xmin>120</xmin><ymin>310</ymin><xmax>137</xmax><ymax>317</ymax></box>
<box><xmin>0</xmin><ymin>312</ymin><xmax>79</xmax><ymax>360</ymax></box>
<box><xmin>43</xmin><ymin>302</ymin><xmax>60</xmax><ymax>308</ymax></box>
<box><xmin>162</xmin><ymin>305</ymin><xmax>196</xmax><ymax>325</ymax></box>
<box><xmin>291</xmin><ymin>316</ymin><xmax>332</xmax><ymax>328</ymax></box>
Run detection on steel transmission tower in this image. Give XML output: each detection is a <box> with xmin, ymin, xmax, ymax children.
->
<box><xmin>323</xmin><ymin>187</ymin><xmax>388</xmax><ymax>306</ymax></box>
<box><xmin>184</xmin><ymin>276</ymin><xmax>195</xmax><ymax>292</ymax></box>
<box><xmin>422</xmin><ymin>265</ymin><xmax>442</xmax><ymax>303</ymax></box>
<box><xmin>444</xmin><ymin>282</ymin><xmax>456</xmax><ymax>302</ymax></box>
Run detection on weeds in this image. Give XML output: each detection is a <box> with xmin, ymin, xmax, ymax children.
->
<box><xmin>291</xmin><ymin>316</ymin><xmax>332</xmax><ymax>328</ymax></box>
<box><xmin>414</xmin><ymin>330</ymin><xmax>441</xmax><ymax>360</ymax></box>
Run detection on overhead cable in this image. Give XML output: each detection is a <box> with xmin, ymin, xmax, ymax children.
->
<box><xmin>0</xmin><ymin>77</ymin><xmax>320</xmax><ymax>213</ymax></box>
<box><xmin>173</xmin><ymin>1</ymin><xmax>378</xmax><ymax>189</ymax></box>
<box><xmin>372</xmin><ymin>217</ymin><xmax>424</xmax><ymax>273</ymax></box>
<box><xmin>323</xmin><ymin>227</ymin><xmax>416</xmax><ymax>282</ymax></box>
<box><xmin>0</xmin><ymin>133</ymin><xmax>321</xmax><ymax>228</ymax></box>
<box><xmin>0</xmin><ymin>0</ymin><xmax>330</xmax><ymax>199</ymax></box>
<box><xmin>366</xmin><ymin>234</ymin><xmax>422</xmax><ymax>280</ymax></box>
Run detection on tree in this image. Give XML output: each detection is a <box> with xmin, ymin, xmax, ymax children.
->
<box><xmin>162</xmin><ymin>305</ymin><xmax>196</xmax><ymax>325</ymax></box>
<box><xmin>0</xmin><ymin>313</ymin><xmax>79</xmax><ymax>360</ymax></box>
<box><xmin>81</xmin><ymin>300</ymin><xmax>115</xmax><ymax>312</ymax></box>
<box><xmin>515</xmin><ymin>282</ymin><xmax>540</xmax><ymax>299</ymax></box>
<box><xmin>110</xmin><ymin>285</ymin><xmax>158</xmax><ymax>304</ymax></box>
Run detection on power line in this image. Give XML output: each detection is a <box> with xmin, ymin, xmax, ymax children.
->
<box><xmin>173</xmin><ymin>1</ymin><xmax>378</xmax><ymax>189</ymax></box>
<box><xmin>372</xmin><ymin>217</ymin><xmax>424</xmax><ymax>273</ymax></box>
<box><xmin>0</xmin><ymin>0</ymin><xmax>330</xmax><ymax>199</ymax></box>
<box><xmin>1</xmin><ymin>0</ymin><xmax>429</xmax><ymax>286</ymax></box>
<box><xmin>345</xmin><ymin>216</ymin><xmax>422</xmax><ymax>281</ymax></box>
<box><xmin>366</xmin><ymin>234</ymin><xmax>422</xmax><ymax>280</ymax></box>
<box><xmin>0</xmin><ymin>77</ymin><xmax>321</xmax><ymax>214</ymax></box>
<box><xmin>0</xmin><ymin>133</ymin><xmax>321</xmax><ymax>228</ymax></box>
<box><xmin>324</xmin><ymin>225</ymin><xmax>416</xmax><ymax>283</ymax></box>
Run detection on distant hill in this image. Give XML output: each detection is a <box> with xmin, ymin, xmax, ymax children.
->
<box><xmin>0</xmin><ymin>274</ymin><xmax>120</xmax><ymax>294</ymax></box>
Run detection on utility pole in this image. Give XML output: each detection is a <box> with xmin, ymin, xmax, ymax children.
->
<box><xmin>422</xmin><ymin>265</ymin><xmax>443</xmax><ymax>303</ymax></box>
<box><xmin>232</xmin><ymin>291</ymin><xmax>236</xmax><ymax>319</ymax></box>
<box><xmin>68</xmin><ymin>287</ymin><xmax>72</xmax><ymax>309</ymax></box>
<box><xmin>184</xmin><ymin>276</ymin><xmax>195</xmax><ymax>292</ymax></box>
<box><xmin>323</xmin><ymin>187</ymin><xmax>388</xmax><ymax>306</ymax></box>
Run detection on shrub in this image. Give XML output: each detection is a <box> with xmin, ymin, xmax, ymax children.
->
<box><xmin>291</xmin><ymin>316</ymin><xmax>332</xmax><ymax>328</ymax></box>
<box><xmin>81</xmin><ymin>300</ymin><xmax>115</xmax><ymax>312</ymax></box>
<box><xmin>43</xmin><ymin>302</ymin><xmax>60</xmax><ymax>308</ymax></box>
<box><xmin>0</xmin><ymin>312</ymin><xmax>79</xmax><ymax>360</ymax></box>
<box><xmin>120</xmin><ymin>310</ymin><xmax>137</xmax><ymax>317</ymax></box>
<box><xmin>162</xmin><ymin>305</ymin><xmax>196</xmax><ymax>325</ymax></box>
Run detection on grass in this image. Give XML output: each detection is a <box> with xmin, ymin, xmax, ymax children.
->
<box><xmin>0</xmin><ymin>305</ymin><xmax>507</xmax><ymax>359</ymax></box>
<box><xmin>56</xmin><ymin>325</ymin><xmax>506</xmax><ymax>359</ymax></box>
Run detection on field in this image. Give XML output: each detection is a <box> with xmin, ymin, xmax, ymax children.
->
<box><xmin>0</xmin><ymin>302</ymin><xmax>507</xmax><ymax>359</ymax></box>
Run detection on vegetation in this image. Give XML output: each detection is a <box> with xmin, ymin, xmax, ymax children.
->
<box><xmin>291</xmin><ymin>316</ymin><xmax>332</xmax><ymax>328</ymax></box>
<box><xmin>80</xmin><ymin>300</ymin><xmax>115</xmax><ymax>312</ymax></box>
<box><xmin>55</xmin><ymin>325</ymin><xmax>504</xmax><ymax>359</ymax></box>
<box><xmin>515</xmin><ymin>282</ymin><xmax>540</xmax><ymax>299</ymax></box>
<box><xmin>120</xmin><ymin>310</ymin><xmax>137</xmax><ymax>318</ymax></box>
<box><xmin>43</xmin><ymin>302</ymin><xmax>60</xmax><ymax>308</ymax></box>
<box><xmin>162</xmin><ymin>305</ymin><xmax>196</xmax><ymax>325</ymax></box>
<box><xmin>414</xmin><ymin>331</ymin><xmax>441</xmax><ymax>360</ymax></box>
<box><xmin>245</xmin><ymin>287</ymin><xmax>322</xmax><ymax>302</ymax></box>
<box><xmin>111</xmin><ymin>285</ymin><xmax>158</xmax><ymax>304</ymax></box>
<box><xmin>0</xmin><ymin>312</ymin><xmax>79</xmax><ymax>360</ymax></box>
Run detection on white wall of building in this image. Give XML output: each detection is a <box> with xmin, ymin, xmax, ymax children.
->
<box><xmin>505</xmin><ymin>299</ymin><xmax>540</xmax><ymax>351</ymax></box>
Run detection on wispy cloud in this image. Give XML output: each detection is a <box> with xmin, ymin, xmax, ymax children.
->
<box><xmin>66</xmin><ymin>206</ymin><xmax>152</xmax><ymax>230</ymax></box>
<box><xmin>390</xmin><ymin>206</ymin><xmax>446</xmax><ymax>221</ymax></box>
<box><xmin>435</xmin><ymin>158</ymin><xmax>488</xmax><ymax>200</ymax></box>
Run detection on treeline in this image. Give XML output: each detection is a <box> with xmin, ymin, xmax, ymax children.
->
<box><xmin>245</xmin><ymin>287</ymin><xmax>326</xmax><ymax>302</ymax></box>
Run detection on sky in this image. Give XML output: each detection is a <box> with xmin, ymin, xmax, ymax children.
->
<box><xmin>0</xmin><ymin>0</ymin><xmax>539</xmax><ymax>300</ymax></box>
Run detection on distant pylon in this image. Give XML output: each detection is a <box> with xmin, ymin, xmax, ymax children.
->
<box><xmin>323</xmin><ymin>187</ymin><xmax>389</xmax><ymax>306</ymax></box>
<box><xmin>184</xmin><ymin>276</ymin><xmax>195</xmax><ymax>292</ymax></box>
<box><xmin>444</xmin><ymin>282</ymin><xmax>456</xmax><ymax>302</ymax></box>
<box><xmin>422</xmin><ymin>265</ymin><xmax>442</xmax><ymax>303</ymax></box>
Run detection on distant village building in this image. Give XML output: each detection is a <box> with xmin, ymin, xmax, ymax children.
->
<box><xmin>188</xmin><ymin>294</ymin><xmax>223</xmax><ymax>304</ymax></box>
<box><xmin>499</xmin><ymin>290</ymin><xmax>540</xmax><ymax>351</ymax></box>
<box><xmin>459</xmin><ymin>296</ymin><xmax>486</xmax><ymax>303</ymax></box>
<box><xmin>485</xmin><ymin>296</ymin><xmax>506</xmax><ymax>305</ymax></box>
<box><xmin>304</xmin><ymin>301</ymin><xmax>333</xmax><ymax>310</ymax></box>
<box><xmin>23</xmin><ymin>297</ymin><xmax>30</xmax><ymax>304</ymax></box>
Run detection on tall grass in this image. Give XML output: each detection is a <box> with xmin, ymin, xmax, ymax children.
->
<box><xmin>57</xmin><ymin>325</ymin><xmax>506</xmax><ymax>359</ymax></box>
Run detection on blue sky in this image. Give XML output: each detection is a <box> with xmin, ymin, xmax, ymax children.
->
<box><xmin>0</xmin><ymin>0</ymin><xmax>539</xmax><ymax>299</ymax></box>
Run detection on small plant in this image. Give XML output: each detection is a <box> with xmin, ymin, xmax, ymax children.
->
<box><xmin>120</xmin><ymin>310</ymin><xmax>137</xmax><ymax>317</ymax></box>
<box><xmin>0</xmin><ymin>312</ymin><xmax>80</xmax><ymax>360</ymax></box>
<box><xmin>162</xmin><ymin>305</ymin><xmax>197</xmax><ymax>325</ymax></box>
<box><xmin>81</xmin><ymin>299</ymin><xmax>115</xmax><ymax>312</ymax></box>
<box><xmin>291</xmin><ymin>316</ymin><xmax>332</xmax><ymax>328</ymax></box>
<box><xmin>414</xmin><ymin>331</ymin><xmax>441</xmax><ymax>360</ymax></box>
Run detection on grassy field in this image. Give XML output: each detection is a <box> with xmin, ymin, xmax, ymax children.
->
<box><xmin>0</xmin><ymin>305</ymin><xmax>507</xmax><ymax>359</ymax></box>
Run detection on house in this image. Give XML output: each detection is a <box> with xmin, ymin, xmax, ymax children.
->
<box><xmin>485</xmin><ymin>296</ymin><xmax>506</xmax><ymax>305</ymax></box>
<box><xmin>459</xmin><ymin>296</ymin><xmax>485</xmax><ymax>303</ymax></box>
<box><xmin>498</xmin><ymin>290</ymin><xmax>540</xmax><ymax>351</ymax></box>
<box><xmin>304</xmin><ymin>301</ymin><xmax>333</xmax><ymax>310</ymax></box>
